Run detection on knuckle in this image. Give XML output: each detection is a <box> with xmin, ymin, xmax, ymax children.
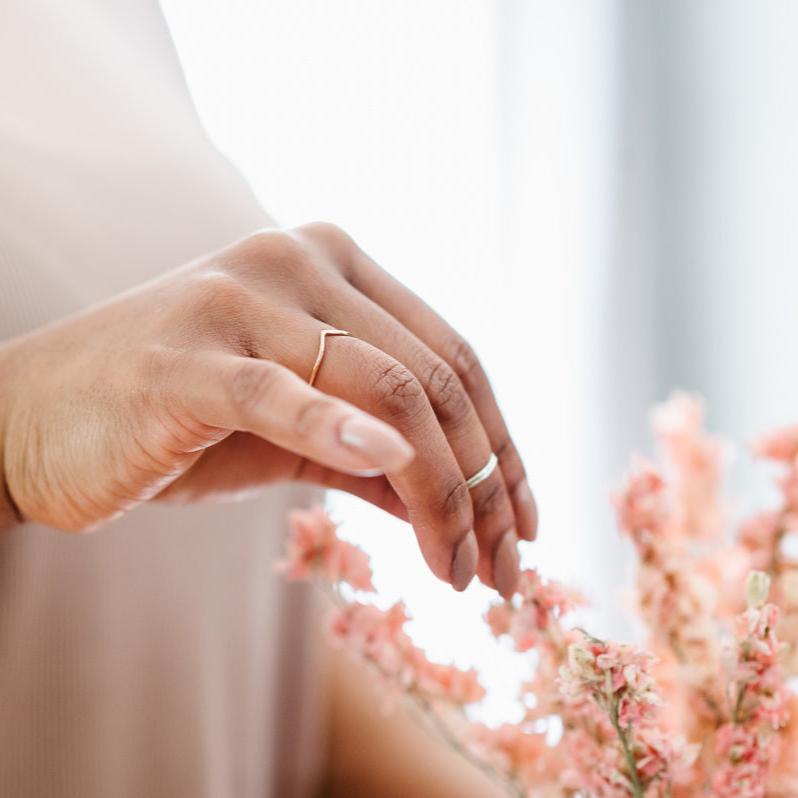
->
<box><xmin>270</xmin><ymin>230</ymin><xmax>310</xmax><ymax>263</ymax></box>
<box><xmin>370</xmin><ymin>358</ymin><xmax>427</xmax><ymax>424</ymax></box>
<box><xmin>188</xmin><ymin>269</ymin><xmax>250</xmax><ymax>307</ymax></box>
<box><xmin>295</xmin><ymin>221</ymin><xmax>356</xmax><ymax>278</ymax></box>
<box><xmin>239</xmin><ymin>228</ymin><xmax>274</xmax><ymax>253</ymax></box>
<box><xmin>230</xmin><ymin>360</ymin><xmax>279</xmax><ymax>418</ymax></box>
<box><xmin>293</xmin><ymin>398</ymin><xmax>336</xmax><ymax>439</ymax></box>
<box><xmin>471</xmin><ymin>478</ymin><xmax>512</xmax><ymax>524</ymax></box>
<box><xmin>235</xmin><ymin>230</ymin><xmax>325</xmax><ymax>310</ymax></box>
<box><xmin>237</xmin><ymin>229</ymin><xmax>310</xmax><ymax>273</ymax></box>
<box><xmin>436</xmin><ymin>479</ymin><xmax>473</xmax><ymax>530</ymax></box>
<box><xmin>298</xmin><ymin>221</ymin><xmax>353</xmax><ymax>250</ymax></box>
<box><xmin>423</xmin><ymin>358</ymin><xmax>470</xmax><ymax>425</ymax></box>
<box><xmin>447</xmin><ymin>336</ymin><xmax>484</xmax><ymax>393</ymax></box>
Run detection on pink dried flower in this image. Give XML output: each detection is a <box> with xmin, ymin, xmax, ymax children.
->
<box><xmin>560</xmin><ymin>728</ymin><xmax>624</xmax><ymax>797</ymax></box>
<box><xmin>278</xmin><ymin>505</ymin><xmax>375</xmax><ymax>592</ymax></box>
<box><xmin>613</xmin><ymin>457</ymin><xmax>669</xmax><ymax>545</ymax></box>
<box><xmin>740</xmin><ymin>511</ymin><xmax>783</xmax><ymax>571</ymax></box>
<box><xmin>753</xmin><ymin>426</ymin><xmax>798</xmax><ymax>463</ymax></box>
<box><xmin>330</xmin><ymin>601</ymin><xmax>410</xmax><ymax>679</ymax></box>
<box><xmin>712</xmin><ymin>724</ymin><xmax>771</xmax><ymax>798</ymax></box>
<box><xmin>783</xmin><ymin>469</ymin><xmax>798</xmax><ymax>510</ymax></box>
<box><xmin>652</xmin><ymin>391</ymin><xmax>726</xmax><ymax>541</ymax></box>
<box><xmin>487</xmin><ymin>569</ymin><xmax>580</xmax><ymax>653</ymax></box>
<box><xmin>560</xmin><ymin>637</ymin><xmax>661</xmax><ymax>725</ymax></box>
<box><xmin>468</xmin><ymin>723</ymin><xmax>559</xmax><ymax>793</ymax></box>
<box><xmin>711</xmin><ymin>574</ymin><xmax>793</xmax><ymax>798</ymax></box>
<box><xmin>412</xmin><ymin>656</ymin><xmax>485</xmax><ymax>705</ymax></box>
<box><xmin>485</xmin><ymin>601</ymin><xmax>514</xmax><ymax>638</ymax></box>
<box><xmin>728</xmin><ymin>597</ymin><xmax>789</xmax><ymax>730</ymax></box>
<box><xmin>559</xmin><ymin>635</ymin><xmax>697</xmax><ymax>797</ymax></box>
<box><xmin>330</xmin><ymin>600</ymin><xmax>485</xmax><ymax>706</ymax></box>
<box><xmin>276</xmin><ymin>398</ymin><xmax>798</xmax><ymax>798</ymax></box>
<box><xmin>768</xmin><ymin>692</ymin><xmax>798</xmax><ymax>795</ymax></box>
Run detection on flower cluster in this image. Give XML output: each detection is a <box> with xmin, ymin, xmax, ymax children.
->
<box><xmin>278</xmin><ymin>392</ymin><xmax>798</xmax><ymax>797</ymax></box>
<box><xmin>744</xmin><ymin>427</ymin><xmax>798</xmax><ymax>673</ymax></box>
<box><xmin>713</xmin><ymin>572</ymin><xmax>791</xmax><ymax>798</ymax></box>
<box><xmin>277</xmin><ymin>505</ymin><xmax>375</xmax><ymax>592</ymax></box>
<box><xmin>281</xmin><ymin>507</ymin><xmax>484</xmax><ymax>712</ymax></box>
<box><xmin>558</xmin><ymin>637</ymin><xmax>696</xmax><ymax>798</ymax></box>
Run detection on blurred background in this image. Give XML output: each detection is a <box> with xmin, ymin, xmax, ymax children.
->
<box><xmin>160</xmin><ymin>0</ymin><xmax>798</xmax><ymax>723</ymax></box>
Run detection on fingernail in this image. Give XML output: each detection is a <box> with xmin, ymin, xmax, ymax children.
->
<box><xmin>493</xmin><ymin>529</ymin><xmax>520</xmax><ymax>599</ymax></box>
<box><xmin>339</xmin><ymin>415</ymin><xmax>415</xmax><ymax>472</ymax></box>
<box><xmin>451</xmin><ymin>530</ymin><xmax>478</xmax><ymax>591</ymax></box>
<box><xmin>513</xmin><ymin>481</ymin><xmax>538</xmax><ymax>541</ymax></box>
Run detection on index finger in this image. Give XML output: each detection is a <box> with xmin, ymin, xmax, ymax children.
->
<box><xmin>345</xmin><ymin>248</ymin><xmax>538</xmax><ymax>541</ymax></box>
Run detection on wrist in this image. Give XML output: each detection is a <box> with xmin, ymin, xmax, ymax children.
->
<box><xmin>0</xmin><ymin>341</ymin><xmax>24</xmax><ymax>530</ymax></box>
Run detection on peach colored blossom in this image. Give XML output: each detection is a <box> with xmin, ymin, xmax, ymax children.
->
<box><xmin>652</xmin><ymin>391</ymin><xmax>727</xmax><ymax>541</ymax></box>
<box><xmin>278</xmin><ymin>399</ymin><xmax>798</xmax><ymax>798</ymax></box>
<box><xmin>468</xmin><ymin>722</ymin><xmax>560</xmax><ymax>794</ymax></box>
<box><xmin>278</xmin><ymin>505</ymin><xmax>375</xmax><ymax>592</ymax></box>
<box><xmin>612</xmin><ymin>457</ymin><xmax>668</xmax><ymax>545</ymax></box>
<box><xmin>753</xmin><ymin>426</ymin><xmax>798</xmax><ymax>463</ymax></box>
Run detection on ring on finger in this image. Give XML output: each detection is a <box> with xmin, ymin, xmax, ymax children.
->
<box><xmin>308</xmin><ymin>328</ymin><xmax>351</xmax><ymax>386</ymax></box>
<box><xmin>465</xmin><ymin>452</ymin><xmax>498</xmax><ymax>490</ymax></box>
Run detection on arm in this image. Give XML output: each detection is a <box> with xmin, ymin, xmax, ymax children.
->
<box><xmin>324</xmin><ymin>650</ymin><xmax>505</xmax><ymax>798</ymax></box>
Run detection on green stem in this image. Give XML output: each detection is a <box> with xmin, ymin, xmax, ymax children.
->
<box><xmin>732</xmin><ymin>681</ymin><xmax>748</xmax><ymax>725</ymax></box>
<box><xmin>608</xmin><ymin>696</ymin><xmax>644</xmax><ymax>798</ymax></box>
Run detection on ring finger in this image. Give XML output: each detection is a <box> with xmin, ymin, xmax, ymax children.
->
<box><xmin>318</xmin><ymin>290</ymin><xmax>520</xmax><ymax>597</ymax></box>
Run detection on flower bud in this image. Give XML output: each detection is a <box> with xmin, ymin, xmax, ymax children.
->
<box><xmin>745</xmin><ymin>570</ymin><xmax>771</xmax><ymax>610</ymax></box>
<box><xmin>567</xmin><ymin>643</ymin><xmax>597</xmax><ymax>681</ymax></box>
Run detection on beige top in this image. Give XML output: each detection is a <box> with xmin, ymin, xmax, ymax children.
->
<box><xmin>0</xmin><ymin>2</ymin><xmax>323</xmax><ymax>796</ymax></box>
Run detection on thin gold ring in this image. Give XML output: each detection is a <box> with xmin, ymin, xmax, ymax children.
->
<box><xmin>465</xmin><ymin>452</ymin><xmax>498</xmax><ymax>490</ymax></box>
<box><xmin>308</xmin><ymin>328</ymin><xmax>351</xmax><ymax>386</ymax></box>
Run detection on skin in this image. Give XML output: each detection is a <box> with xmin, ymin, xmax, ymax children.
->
<box><xmin>325</xmin><ymin>651</ymin><xmax>506</xmax><ymax>798</ymax></box>
<box><xmin>0</xmin><ymin>222</ymin><xmax>537</xmax><ymax>595</ymax></box>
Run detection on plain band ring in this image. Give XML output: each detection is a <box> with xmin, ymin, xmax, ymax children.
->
<box><xmin>308</xmin><ymin>328</ymin><xmax>350</xmax><ymax>386</ymax></box>
<box><xmin>465</xmin><ymin>452</ymin><xmax>498</xmax><ymax>490</ymax></box>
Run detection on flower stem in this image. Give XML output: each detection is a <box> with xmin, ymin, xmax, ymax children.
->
<box><xmin>732</xmin><ymin>681</ymin><xmax>748</xmax><ymax>724</ymax></box>
<box><xmin>608</xmin><ymin>697</ymin><xmax>644</xmax><ymax>798</ymax></box>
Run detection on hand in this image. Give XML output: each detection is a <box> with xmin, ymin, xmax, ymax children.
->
<box><xmin>0</xmin><ymin>224</ymin><xmax>537</xmax><ymax>595</ymax></box>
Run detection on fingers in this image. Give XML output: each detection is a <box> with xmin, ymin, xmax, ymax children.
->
<box><xmin>338</xmin><ymin>243</ymin><xmax>539</xmax><ymax>542</ymax></box>
<box><xmin>320</xmin><ymin>285</ymin><xmax>520</xmax><ymax>595</ymax></box>
<box><xmin>311</xmin><ymin>334</ymin><xmax>480</xmax><ymax>591</ymax></box>
<box><xmin>296</xmin><ymin>458</ymin><xmax>409</xmax><ymax>522</ymax></box>
<box><xmin>179</xmin><ymin>352</ymin><xmax>415</xmax><ymax>478</ymax></box>
<box><xmin>158</xmin><ymin>431</ymin><xmax>409</xmax><ymax>521</ymax></box>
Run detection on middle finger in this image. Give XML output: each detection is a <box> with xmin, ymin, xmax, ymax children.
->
<box><xmin>321</xmin><ymin>286</ymin><xmax>521</xmax><ymax>597</ymax></box>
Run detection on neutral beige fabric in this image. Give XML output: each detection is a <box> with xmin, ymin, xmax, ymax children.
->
<box><xmin>0</xmin><ymin>1</ymin><xmax>323</xmax><ymax>795</ymax></box>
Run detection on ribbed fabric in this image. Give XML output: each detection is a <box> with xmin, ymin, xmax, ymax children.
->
<box><xmin>0</xmin><ymin>2</ymin><xmax>324</xmax><ymax>796</ymax></box>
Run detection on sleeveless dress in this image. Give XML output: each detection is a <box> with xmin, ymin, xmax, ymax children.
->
<box><xmin>0</xmin><ymin>1</ymin><xmax>323</xmax><ymax>795</ymax></box>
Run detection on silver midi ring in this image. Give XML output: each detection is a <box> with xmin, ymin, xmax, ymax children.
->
<box><xmin>308</xmin><ymin>328</ymin><xmax>351</xmax><ymax>386</ymax></box>
<box><xmin>465</xmin><ymin>452</ymin><xmax>498</xmax><ymax>490</ymax></box>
